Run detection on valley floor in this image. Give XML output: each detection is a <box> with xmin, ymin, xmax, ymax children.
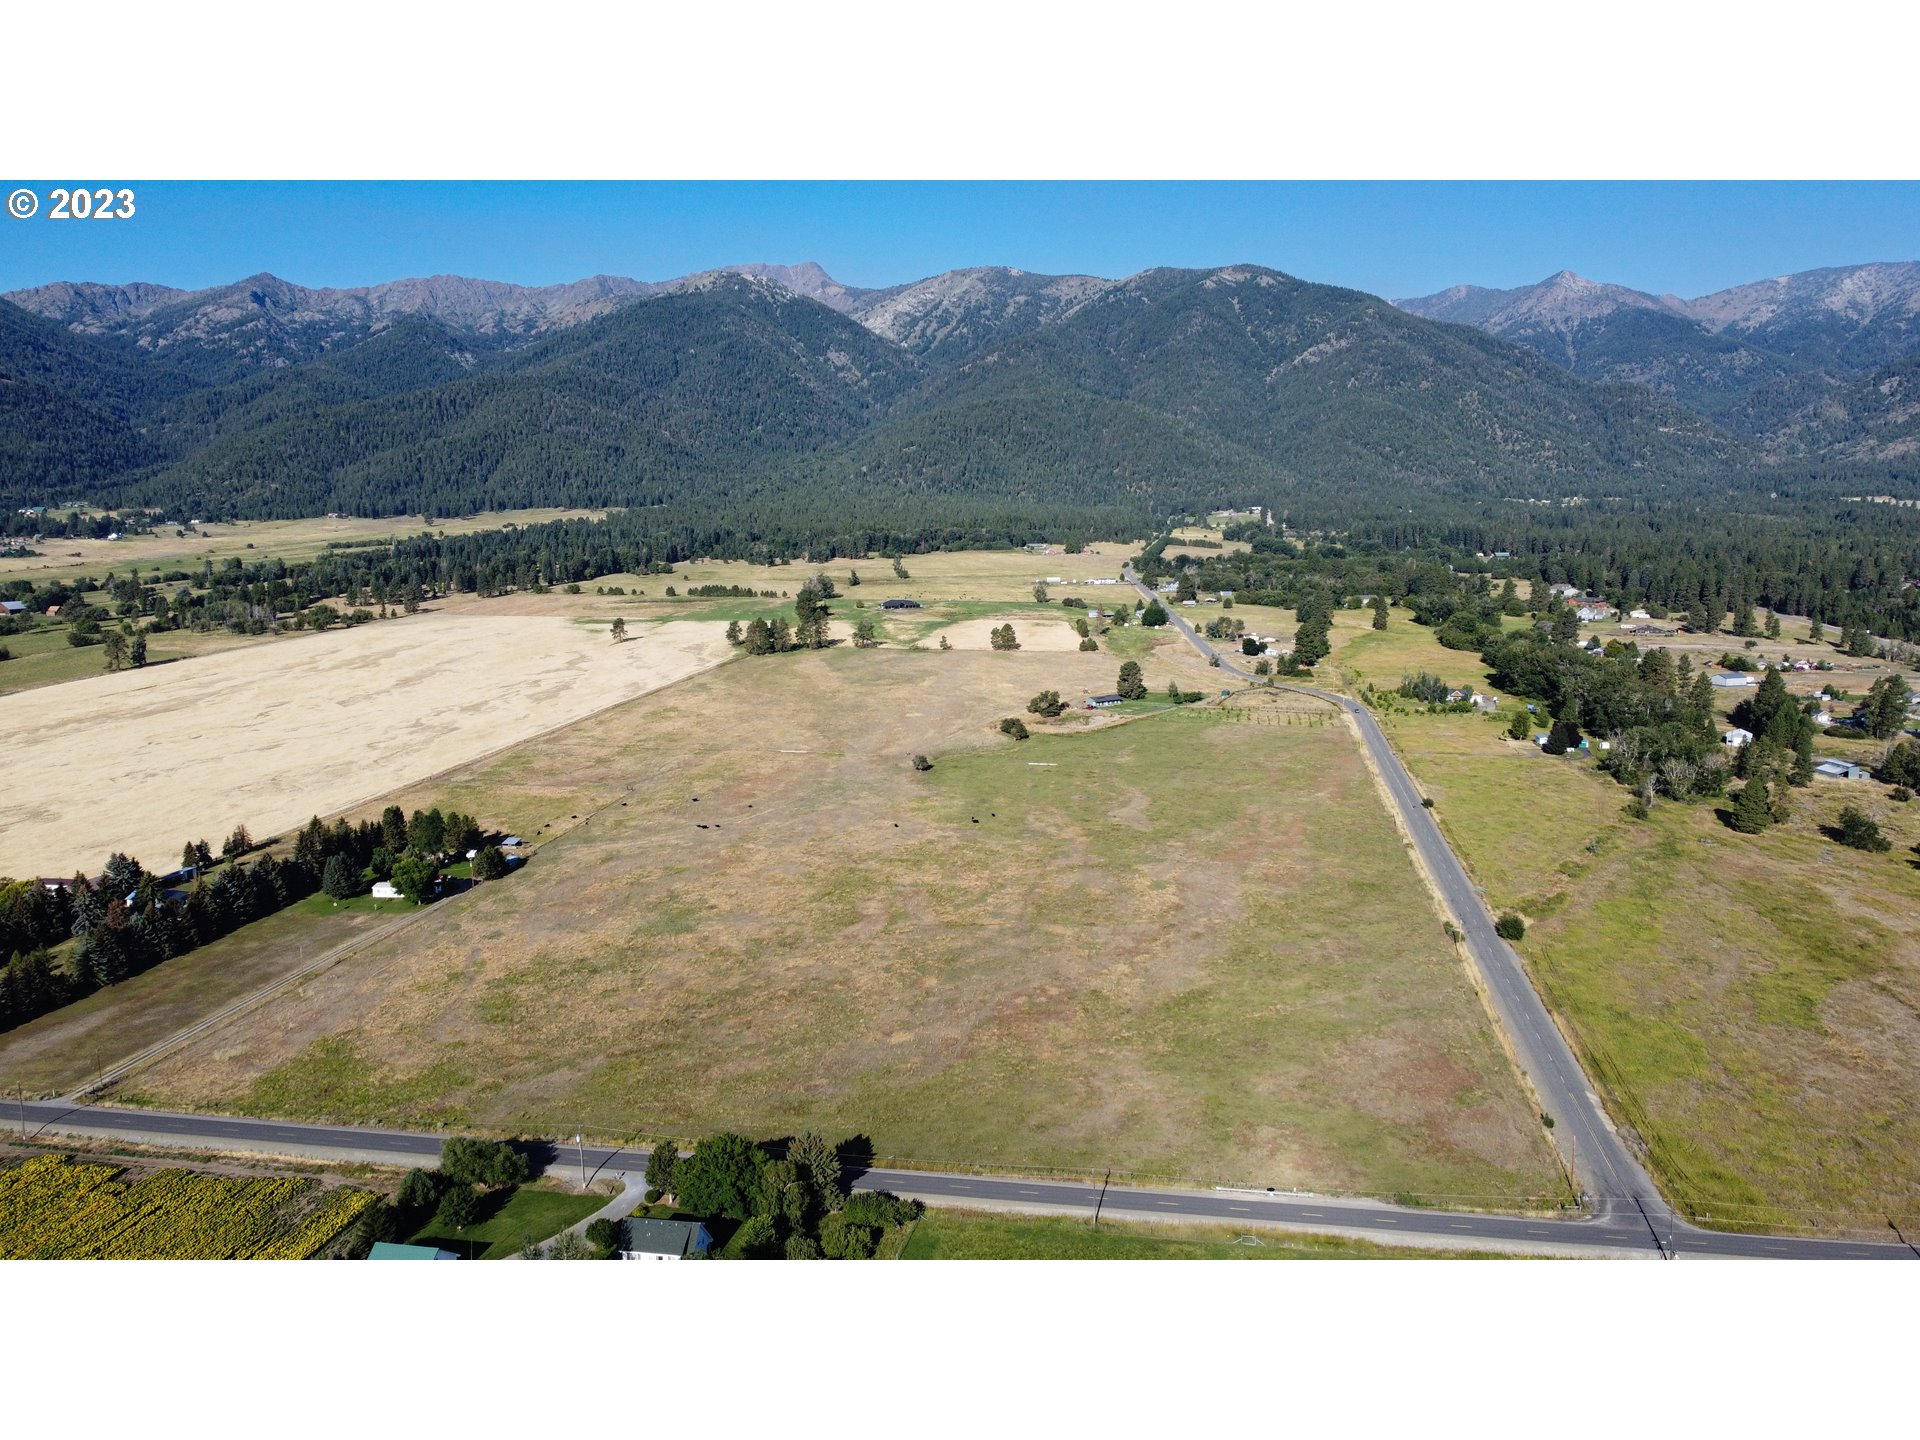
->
<box><xmin>117</xmin><ymin>638</ymin><xmax>1565</xmax><ymax>1206</ymax></box>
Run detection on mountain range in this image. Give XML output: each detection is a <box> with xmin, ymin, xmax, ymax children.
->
<box><xmin>3</xmin><ymin>257</ymin><xmax>1917</xmax><ymax>529</ymax></box>
<box><xmin>1394</xmin><ymin>263</ymin><xmax>1920</xmax><ymax>452</ymax></box>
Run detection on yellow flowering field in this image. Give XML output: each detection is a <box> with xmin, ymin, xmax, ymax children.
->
<box><xmin>0</xmin><ymin>1154</ymin><xmax>375</xmax><ymax>1259</ymax></box>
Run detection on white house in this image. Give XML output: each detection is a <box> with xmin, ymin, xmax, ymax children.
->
<box><xmin>1722</xmin><ymin>727</ymin><xmax>1753</xmax><ymax>747</ymax></box>
<box><xmin>1575</xmin><ymin>604</ymin><xmax>1612</xmax><ymax>622</ymax></box>
<box><xmin>371</xmin><ymin>880</ymin><xmax>403</xmax><ymax>900</ymax></box>
<box><xmin>621</xmin><ymin>1218</ymin><xmax>713</xmax><ymax>1260</ymax></box>
<box><xmin>1628</xmin><ymin>608</ymin><xmax>1651</xmax><ymax>620</ymax></box>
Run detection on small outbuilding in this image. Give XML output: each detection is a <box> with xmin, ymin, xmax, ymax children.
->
<box><xmin>1722</xmin><ymin>728</ymin><xmax>1753</xmax><ymax>747</ymax></box>
<box><xmin>0</xmin><ymin>599</ymin><xmax>25</xmax><ymax>615</ymax></box>
<box><xmin>1814</xmin><ymin>760</ymin><xmax>1868</xmax><ymax>780</ymax></box>
<box><xmin>1086</xmin><ymin>694</ymin><xmax>1125</xmax><ymax>708</ymax></box>
<box><xmin>881</xmin><ymin>598</ymin><xmax>922</xmax><ymax>610</ymax></box>
<box><xmin>370</xmin><ymin>881</ymin><xmax>402</xmax><ymax>900</ymax></box>
<box><xmin>620</xmin><ymin>1218</ymin><xmax>713</xmax><ymax>1260</ymax></box>
<box><xmin>1710</xmin><ymin>674</ymin><xmax>1758</xmax><ymax>689</ymax></box>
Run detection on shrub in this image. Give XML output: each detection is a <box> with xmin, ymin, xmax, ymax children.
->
<box><xmin>1893</xmin><ymin>787</ymin><xmax>1913</xmax><ymax>804</ymax></box>
<box><xmin>1495</xmin><ymin>913</ymin><xmax>1526</xmax><ymax>941</ymax></box>
<box><xmin>911</xmin><ymin>753</ymin><xmax>932</xmax><ymax>772</ymax></box>
<box><xmin>818</xmin><ymin>1211</ymin><xmax>879</xmax><ymax>1259</ymax></box>
<box><xmin>720</xmin><ymin>1214</ymin><xmax>779</xmax><ymax>1259</ymax></box>
<box><xmin>585</xmin><ymin>1218</ymin><xmax>623</xmax><ymax>1254</ymax></box>
<box><xmin>432</xmin><ymin>1183</ymin><xmax>479</xmax><ymax>1231</ymax></box>
<box><xmin>1834</xmin><ymin>805</ymin><xmax>1892</xmax><ymax>852</ymax></box>
<box><xmin>396</xmin><ymin>1167</ymin><xmax>446</xmax><ymax>1216</ymax></box>
<box><xmin>840</xmin><ymin>1190</ymin><xmax>922</xmax><ymax>1228</ymax></box>
<box><xmin>999</xmin><ymin>717</ymin><xmax>1030</xmax><ymax>740</ymax></box>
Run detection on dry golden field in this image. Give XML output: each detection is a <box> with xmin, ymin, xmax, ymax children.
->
<box><xmin>122</xmin><ymin>643</ymin><xmax>1564</xmax><ymax>1204</ymax></box>
<box><xmin>0</xmin><ymin>612</ymin><xmax>730</xmax><ymax>876</ymax></box>
<box><xmin>0</xmin><ymin>508</ymin><xmax>603</xmax><ymax>587</ymax></box>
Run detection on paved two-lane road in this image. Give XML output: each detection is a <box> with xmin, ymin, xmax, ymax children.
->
<box><xmin>7</xmin><ymin>1098</ymin><xmax>1907</xmax><ymax>1257</ymax></box>
<box><xmin>1122</xmin><ymin>568</ymin><xmax>1661</xmax><ymax>1215</ymax></box>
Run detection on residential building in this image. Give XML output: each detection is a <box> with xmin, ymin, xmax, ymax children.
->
<box><xmin>1086</xmin><ymin>694</ymin><xmax>1125</xmax><ymax>708</ymax></box>
<box><xmin>621</xmin><ymin>1218</ymin><xmax>713</xmax><ymax>1260</ymax></box>
<box><xmin>1723</xmin><ymin>728</ymin><xmax>1753</xmax><ymax>747</ymax></box>
<box><xmin>369</xmin><ymin>1241</ymin><xmax>459</xmax><ymax>1260</ymax></box>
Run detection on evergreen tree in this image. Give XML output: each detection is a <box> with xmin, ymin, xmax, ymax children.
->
<box><xmin>1855</xmin><ymin>674</ymin><xmax>1912</xmax><ymax>739</ymax></box>
<box><xmin>1370</xmin><ymin>594</ymin><xmax>1389</xmax><ymax>630</ymax></box>
<box><xmin>321</xmin><ymin>853</ymin><xmax>359</xmax><ymax>900</ymax></box>
<box><xmin>1728</xmin><ymin>779</ymin><xmax>1774</xmax><ymax>833</ymax></box>
<box><xmin>725</xmin><ymin>619</ymin><xmax>743</xmax><ymax>646</ymax></box>
<box><xmin>610</xmin><ymin>616</ymin><xmax>626</xmax><ymax>643</ymax></box>
<box><xmin>743</xmin><ymin>617</ymin><xmax>772</xmax><ymax>655</ymax></box>
<box><xmin>1507</xmin><ymin>708</ymin><xmax>1532</xmax><ymax>740</ymax></box>
<box><xmin>1117</xmin><ymin>661</ymin><xmax>1147</xmax><ymax>700</ymax></box>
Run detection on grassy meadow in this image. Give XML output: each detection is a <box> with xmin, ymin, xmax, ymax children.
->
<box><xmin>122</xmin><ymin>641</ymin><xmax>1562</xmax><ymax>1206</ymax></box>
<box><xmin>1314</xmin><ymin>608</ymin><xmax>1920</xmax><ymax>1234</ymax></box>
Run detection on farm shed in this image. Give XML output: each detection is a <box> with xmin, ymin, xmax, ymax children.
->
<box><xmin>1814</xmin><ymin>760</ymin><xmax>1868</xmax><ymax>780</ymax></box>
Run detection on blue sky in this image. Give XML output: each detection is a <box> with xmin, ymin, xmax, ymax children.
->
<box><xmin>2</xmin><ymin>181</ymin><xmax>1916</xmax><ymax>301</ymax></box>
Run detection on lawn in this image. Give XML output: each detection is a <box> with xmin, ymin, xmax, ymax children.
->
<box><xmin>125</xmin><ymin>642</ymin><xmax>1563</xmax><ymax>1207</ymax></box>
<box><xmin>407</xmin><ymin>1183</ymin><xmax>603</xmax><ymax>1259</ymax></box>
<box><xmin>895</xmin><ymin>1209</ymin><xmax>1503</xmax><ymax>1259</ymax></box>
<box><xmin>1315</xmin><ymin>605</ymin><xmax>1920</xmax><ymax>1236</ymax></box>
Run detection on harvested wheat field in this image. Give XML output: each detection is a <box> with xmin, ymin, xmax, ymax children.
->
<box><xmin>124</xmin><ymin>645</ymin><xmax>1566</xmax><ymax>1205</ymax></box>
<box><xmin>0</xmin><ymin>614</ymin><xmax>731</xmax><ymax>876</ymax></box>
<box><xmin>922</xmin><ymin>615</ymin><xmax>1088</xmax><ymax>651</ymax></box>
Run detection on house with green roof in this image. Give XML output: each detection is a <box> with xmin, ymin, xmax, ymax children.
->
<box><xmin>619</xmin><ymin>1218</ymin><xmax>712</xmax><ymax>1260</ymax></box>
